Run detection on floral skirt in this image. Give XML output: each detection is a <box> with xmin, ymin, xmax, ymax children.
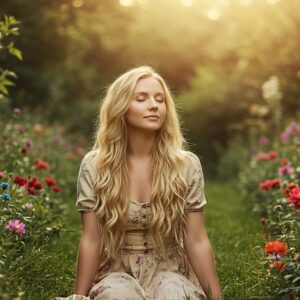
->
<box><xmin>55</xmin><ymin>247</ymin><xmax>207</xmax><ymax>300</ymax></box>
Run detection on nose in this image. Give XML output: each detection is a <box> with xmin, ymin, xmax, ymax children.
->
<box><xmin>149</xmin><ymin>97</ymin><xmax>158</xmax><ymax>110</ymax></box>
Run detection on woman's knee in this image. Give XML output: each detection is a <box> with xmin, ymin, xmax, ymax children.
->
<box><xmin>89</xmin><ymin>272</ymin><xmax>146</xmax><ymax>300</ymax></box>
<box><xmin>149</xmin><ymin>271</ymin><xmax>202</xmax><ymax>300</ymax></box>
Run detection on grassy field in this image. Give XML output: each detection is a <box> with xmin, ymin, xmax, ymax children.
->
<box><xmin>22</xmin><ymin>179</ymin><xmax>273</xmax><ymax>300</ymax></box>
<box><xmin>205</xmin><ymin>179</ymin><xmax>272</xmax><ymax>300</ymax></box>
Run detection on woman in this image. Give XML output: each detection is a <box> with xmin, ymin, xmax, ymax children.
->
<box><xmin>56</xmin><ymin>65</ymin><xmax>222</xmax><ymax>300</ymax></box>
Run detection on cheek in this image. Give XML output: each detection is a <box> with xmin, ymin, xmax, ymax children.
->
<box><xmin>161</xmin><ymin>105</ymin><xmax>167</xmax><ymax>119</ymax></box>
<box><xmin>126</xmin><ymin>104</ymin><xmax>142</xmax><ymax>120</ymax></box>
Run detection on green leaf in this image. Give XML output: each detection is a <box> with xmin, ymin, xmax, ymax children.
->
<box><xmin>292</xmin><ymin>276</ymin><xmax>300</xmax><ymax>284</ymax></box>
<box><xmin>283</xmin><ymin>274</ymin><xmax>293</xmax><ymax>280</ymax></box>
<box><xmin>0</xmin><ymin>85</ymin><xmax>8</xmax><ymax>95</ymax></box>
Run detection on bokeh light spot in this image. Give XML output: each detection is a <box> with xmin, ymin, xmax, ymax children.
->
<box><xmin>119</xmin><ymin>0</ymin><xmax>135</xmax><ymax>6</ymax></box>
<box><xmin>181</xmin><ymin>0</ymin><xmax>194</xmax><ymax>7</ymax></box>
<box><xmin>205</xmin><ymin>9</ymin><xmax>220</xmax><ymax>21</ymax></box>
<box><xmin>73</xmin><ymin>0</ymin><xmax>84</xmax><ymax>8</ymax></box>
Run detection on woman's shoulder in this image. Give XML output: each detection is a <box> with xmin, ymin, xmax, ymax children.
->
<box><xmin>79</xmin><ymin>149</ymin><xmax>99</xmax><ymax>173</ymax></box>
<box><xmin>180</xmin><ymin>150</ymin><xmax>204</xmax><ymax>180</ymax></box>
<box><xmin>181</xmin><ymin>150</ymin><xmax>201</xmax><ymax>168</ymax></box>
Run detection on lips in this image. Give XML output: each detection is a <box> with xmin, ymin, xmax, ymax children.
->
<box><xmin>145</xmin><ymin>116</ymin><xmax>159</xmax><ymax>118</ymax></box>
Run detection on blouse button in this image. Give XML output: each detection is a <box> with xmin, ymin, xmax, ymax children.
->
<box><xmin>142</xmin><ymin>214</ymin><xmax>147</xmax><ymax>219</ymax></box>
<box><xmin>144</xmin><ymin>249</ymin><xmax>148</xmax><ymax>254</ymax></box>
<box><xmin>144</xmin><ymin>242</ymin><xmax>148</xmax><ymax>246</ymax></box>
<box><xmin>142</xmin><ymin>204</ymin><xmax>147</xmax><ymax>209</ymax></box>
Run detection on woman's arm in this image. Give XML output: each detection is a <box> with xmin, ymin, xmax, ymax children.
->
<box><xmin>183</xmin><ymin>211</ymin><xmax>222</xmax><ymax>300</ymax></box>
<box><xmin>74</xmin><ymin>211</ymin><xmax>102</xmax><ymax>296</ymax></box>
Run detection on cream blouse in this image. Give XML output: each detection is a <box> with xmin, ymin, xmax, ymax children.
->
<box><xmin>76</xmin><ymin>150</ymin><xmax>207</xmax><ymax>213</ymax></box>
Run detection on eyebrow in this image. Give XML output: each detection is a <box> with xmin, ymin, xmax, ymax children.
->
<box><xmin>133</xmin><ymin>92</ymin><xmax>164</xmax><ymax>96</ymax></box>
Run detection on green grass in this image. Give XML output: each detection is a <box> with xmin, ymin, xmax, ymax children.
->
<box><xmin>205</xmin><ymin>179</ymin><xmax>272</xmax><ymax>300</ymax></box>
<box><xmin>18</xmin><ymin>179</ymin><xmax>274</xmax><ymax>300</ymax></box>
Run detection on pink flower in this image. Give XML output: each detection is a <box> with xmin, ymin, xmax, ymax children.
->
<box><xmin>13</xmin><ymin>107</ymin><xmax>21</xmax><ymax>115</ymax></box>
<box><xmin>280</xmin><ymin>122</ymin><xmax>300</xmax><ymax>144</ymax></box>
<box><xmin>258</xmin><ymin>136</ymin><xmax>269</xmax><ymax>145</ymax></box>
<box><xmin>0</xmin><ymin>171</ymin><xmax>6</xmax><ymax>179</ymax></box>
<box><xmin>280</xmin><ymin>132</ymin><xmax>289</xmax><ymax>144</ymax></box>
<box><xmin>286</xmin><ymin>122</ymin><xmax>300</xmax><ymax>135</ymax></box>
<box><xmin>278</xmin><ymin>165</ymin><xmax>294</xmax><ymax>176</ymax></box>
<box><xmin>5</xmin><ymin>220</ymin><xmax>26</xmax><ymax>236</ymax></box>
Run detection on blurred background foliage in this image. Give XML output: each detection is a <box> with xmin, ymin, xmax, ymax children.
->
<box><xmin>0</xmin><ymin>0</ymin><xmax>299</xmax><ymax>176</ymax></box>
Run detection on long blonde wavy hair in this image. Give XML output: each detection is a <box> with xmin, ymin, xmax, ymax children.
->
<box><xmin>91</xmin><ymin>65</ymin><xmax>191</xmax><ymax>262</ymax></box>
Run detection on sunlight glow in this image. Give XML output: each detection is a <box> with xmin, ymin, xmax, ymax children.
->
<box><xmin>181</xmin><ymin>0</ymin><xmax>194</xmax><ymax>7</ymax></box>
<box><xmin>119</xmin><ymin>0</ymin><xmax>135</xmax><ymax>7</ymax></box>
<box><xmin>205</xmin><ymin>9</ymin><xmax>220</xmax><ymax>21</ymax></box>
<box><xmin>240</xmin><ymin>0</ymin><xmax>252</xmax><ymax>6</ymax></box>
<box><xmin>136</xmin><ymin>0</ymin><xmax>148</xmax><ymax>5</ymax></box>
<box><xmin>266</xmin><ymin>0</ymin><xmax>281</xmax><ymax>4</ymax></box>
<box><xmin>73</xmin><ymin>0</ymin><xmax>84</xmax><ymax>8</ymax></box>
<box><xmin>219</xmin><ymin>0</ymin><xmax>231</xmax><ymax>7</ymax></box>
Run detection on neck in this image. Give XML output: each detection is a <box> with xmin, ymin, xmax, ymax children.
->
<box><xmin>127</xmin><ymin>128</ymin><xmax>157</xmax><ymax>159</ymax></box>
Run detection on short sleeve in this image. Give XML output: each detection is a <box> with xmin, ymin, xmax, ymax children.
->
<box><xmin>76</xmin><ymin>152</ymin><xmax>98</xmax><ymax>212</ymax></box>
<box><xmin>185</xmin><ymin>152</ymin><xmax>207</xmax><ymax>212</ymax></box>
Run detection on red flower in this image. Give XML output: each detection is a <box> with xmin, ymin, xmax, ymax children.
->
<box><xmin>282</xmin><ymin>183</ymin><xmax>299</xmax><ymax>196</ymax></box>
<box><xmin>259</xmin><ymin>178</ymin><xmax>281</xmax><ymax>191</ymax></box>
<box><xmin>271</xmin><ymin>178</ymin><xmax>281</xmax><ymax>189</ymax></box>
<box><xmin>44</xmin><ymin>176</ymin><xmax>56</xmax><ymax>186</ymax></box>
<box><xmin>51</xmin><ymin>185</ymin><xmax>61</xmax><ymax>193</ymax></box>
<box><xmin>28</xmin><ymin>177</ymin><xmax>42</xmax><ymax>190</ymax></box>
<box><xmin>280</xmin><ymin>158</ymin><xmax>289</xmax><ymax>166</ymax></box>
<box><xmin>34</xmin><ymin>159</ymin><xmax>49</xmax><ymax>170</ymax></box>
<box><xmin>260</xmin><ymin>217</ymin><xmax>266</xmax><ymax>226</ymax></box>
<box><xmin>289</xmin><ymin>187</ymin><xmax>300</xmax><ymax>199</ymax></box>
<box><xmin>286</xmin><ymin>187</ymin><xmax>300</xmax><ymax>209</ymax></box>
<box><xmin>15</xmin><ymin>124</ymin><xmax>26</xmax><ymax>134</ymax></box>
<box><xmin>265</xmin><ymin>241</ymin><xmax>288</xmax><ymax>256</ymax></box>
<box><xmin>20</xmin><ymin>146</ymin><xmax>28</xmax><ymax>154</ymax></box>
<box><xmin>268</xmin><ymin>151</ymin><xmax>279</xmax><ymax>159</ymax></box>
<box><xmin>256</xmin><ymin>150</ymin><xmax>279</xmax><ymax>161</ymax></box>
<box><xmin>13</xmin><ymin>176</ymin><xmax>28</xmax><ymax>187</ymax></box>
<box><xmin>34</xmin><ymin>182</ymin><xmax>42</xmax><ymax>190</ymax></box>
<box><xmin>256</xmin><ymin>153</ymin><xmax>270</xmax><ymax>161</ymax></box>
<box><xmin>269</xmin><ymin>261</ymin><xmax>285</xmax><ymax>272</ymax></box>
<box><xmin>28</xmin><ymin>177</ymin><xmax>37</xmax><ymax>187</ymax></box>
<box><xmin>27</xmin><ymin>186</ymin><xmax>35</xmax><ymax>195</ymax></box>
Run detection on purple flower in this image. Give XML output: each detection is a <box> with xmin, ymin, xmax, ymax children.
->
<box><xmin>258</xmin><ymin>136</ymin><xmax>269</xmax><ymax>145</ymax></box>
<box><xmin>26</xmin><ymin>139</ymin><xmax>33</xmax><ymax>148</ymax></box>
<box><xmin>5</xmin><ymin>220</ymin><xmax>26</xmax><ymax>236</ymax></box>
<box><xmin>278</xmin><ymin>165</ymin><xmax>294</xmax><ymax>176</ymax></box>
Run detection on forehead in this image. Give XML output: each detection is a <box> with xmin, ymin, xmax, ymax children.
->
<box><xmin>133</xmin><ymin>77</ymin><xmax>164</xmax><ymax>94</ymax></box>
